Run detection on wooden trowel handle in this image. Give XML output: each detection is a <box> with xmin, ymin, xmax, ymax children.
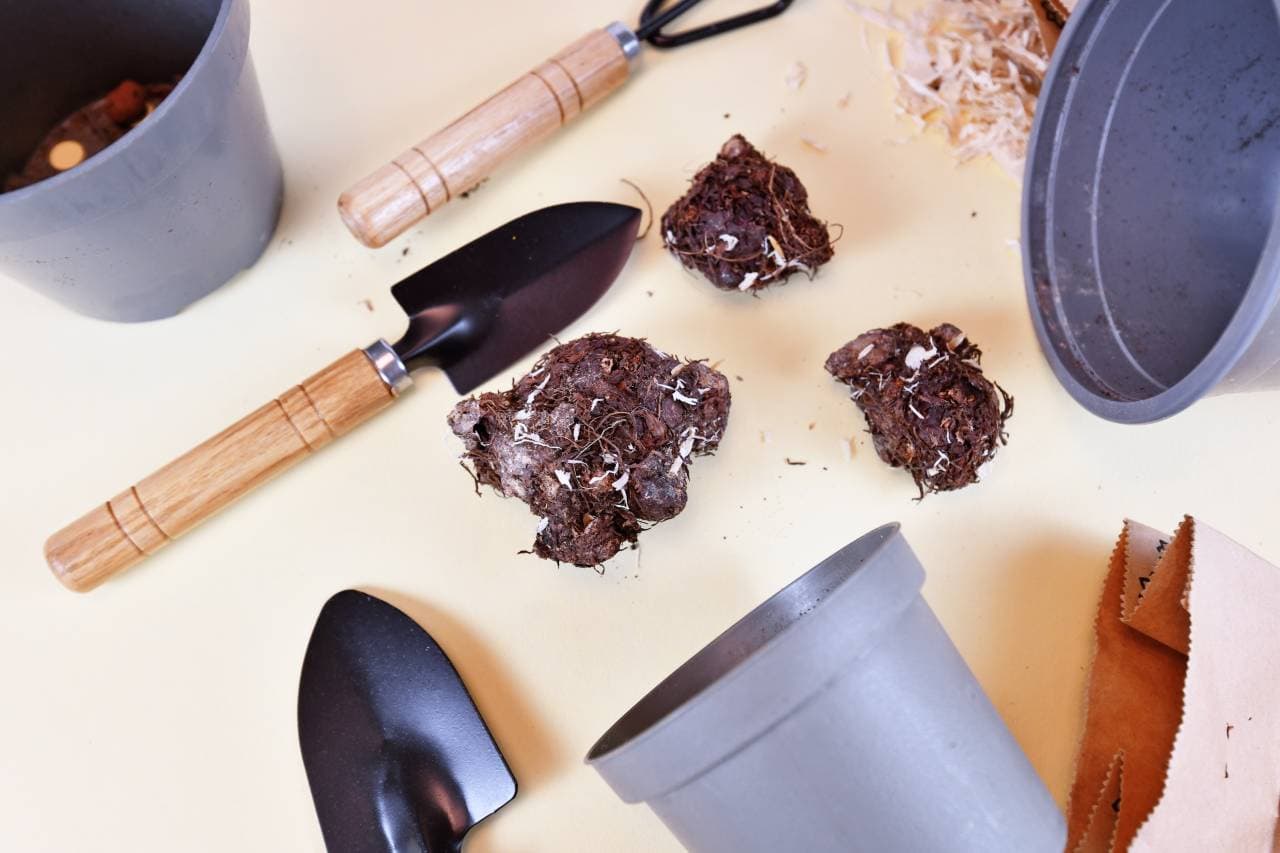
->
<box><xmin>45</xmin><ymin>348</ymin><xmax>406</xmax><ymax>592</ymax></box>
<box><xmin>338</xmin><ymin>24</ymin><xmax>636</xmax><ymax>248</ymax></box>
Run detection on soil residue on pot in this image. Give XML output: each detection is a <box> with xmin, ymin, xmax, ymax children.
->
<box><xmin>825</xmin><ymin>323</ymin><xmax>1012</xmax><ymax>495</ymax></box>
<box><xmin>449</xmin><ymin>334</ymin><xmax>731</xmax><ymax>566</ymax></box>
<box><xmin>662</xmin><ymin>135</ymin><xmax>834</xmax><ymax>292</ymax></box>
<box><xmin>4</xmin><ymin>78</ymin><xmax>177</xmax><ymax>193</ymax></box>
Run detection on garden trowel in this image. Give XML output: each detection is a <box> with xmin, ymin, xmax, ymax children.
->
<box><xmin>299</xmin><ymin>590</ymin><xmax>516</xmax><ymax>853</ymax></box>
<box><xmin>45</xmin><ymin>201</ymin><xmax>641</xmax><ymax>592</ymax></box>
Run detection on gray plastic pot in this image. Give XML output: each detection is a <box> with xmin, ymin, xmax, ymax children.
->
<box><xmin>0</xmin><ymin>0</ymin><xmax>282</xmax><ymax>322</ymax></box>
<box><xmin>587</xmin><ymin>524</ymin><xmax>1066</xmax><ymax>853</ymax></box>
<box><xmin>1024</xmin><ymin>0</ymin><xmax>1280</xmax><ymax>422</ymax></box>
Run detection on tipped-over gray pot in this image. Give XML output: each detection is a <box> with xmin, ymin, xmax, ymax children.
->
<box><xmin>1024</xmin><ymin>0</ymin><xmax>1280</xmax><ymax>422</ymax></box>
<box><xmin>587</xmin><ymin>524</ymin><xmax>1066</xmax><ymax>853</ymax></box>
<box><xmin>0</xmin><ymin>0</ymin><xmax>282</xmax><ymax>322</ymax></box>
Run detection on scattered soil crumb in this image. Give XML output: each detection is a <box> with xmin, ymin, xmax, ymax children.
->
<box><xmin>448</xmin><ymin>334</ymin><xmax>731</xmax><ymax>567</ymax></box>
<box><xmin>460</xmin><ymin>179</ymin><xmax>489</xmax><ymax>199</ymax></box>
<box><xmin>358</xmin><ymin>298</ymin><xmax>374</xmax><ymax>312</ymax></box>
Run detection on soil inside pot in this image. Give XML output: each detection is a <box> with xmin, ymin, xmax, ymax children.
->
<box><xmin>0</xmin><ymin>0</ymin><xmax>221</xmax><ymax>195</ymax></box>
<box><xmin>3</xmin><ymin>78</ymin><xmax>178</xmax><ymax>193</ymax></box>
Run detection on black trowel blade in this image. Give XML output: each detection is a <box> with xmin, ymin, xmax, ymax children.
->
<box><xmin>390</xmin><ymin>201</ymin><xmax>641</xmax><ymax>394</ymax></box>
<box><xmin>298</xmin><ymin>591</ymin><xmax>515</xmax><ymax>853</ymax></box>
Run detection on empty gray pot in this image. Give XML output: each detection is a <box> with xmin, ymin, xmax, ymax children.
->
<box><xmin>0</xmin><ymin>0</ymin><xmax>282</xmax><ymax>322</ymax></box>
<box><xmin>1024</xmin><ymin>0</ymin><xmax>1280</xmax><ymax>422</ymax></box>
<box><xmin>587</xmin><ymin>524</ymin><xmax>1066</xmax><ymax>853</ymax></box>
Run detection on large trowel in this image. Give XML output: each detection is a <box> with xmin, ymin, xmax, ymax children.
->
<box><xmin>44</xmin><ymin>202</ymin><xmax>641</xmax><ymax>592</ymax></box>
<box><xmin>299</xmin><ymin>590</ymin><xmax>516</xmax><ymax>852</ymax></box>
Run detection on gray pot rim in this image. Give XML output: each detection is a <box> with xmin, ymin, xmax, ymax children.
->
<box><xmin>1022</xmin><ymin>0</ymin><xmax>1280</xmax><ymax>423</ymax></box>
<box><xmin>586</xmin><ymin>523</ymin><xmax>923</xmax><ymax>803</ymax></box>
<box><xmin>0</xmin><ymin>0</ymin><xmax>242</xmax><ymax>214</ymax></box>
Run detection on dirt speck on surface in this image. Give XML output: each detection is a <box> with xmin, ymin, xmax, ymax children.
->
<box><xmin>449</xmin><ymin>334</ymin><xmax>731</xmax><ymax>567</ymax></box>
<box><xmin>459</xmin><ymin>179</ymin><xmax>488</xmax><ymax>199</ymax></box>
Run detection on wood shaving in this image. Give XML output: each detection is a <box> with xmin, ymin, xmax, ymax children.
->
<box><xmin>851</xmin><ymin>0</ymin><xmax>1050</xmax><ymax>177</ymax></box>
<box><xmin>786</xmin><ymin>61</ymin><xmax>808</xmax><ymax>90</ymax></box>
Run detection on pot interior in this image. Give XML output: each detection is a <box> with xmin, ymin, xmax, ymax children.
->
<box><xmin>1026</xmin><ymin>0</ymin><xmax>1280</xmax><ymax>414</ymax></box>
<box><xmin>587</xmin><ymin>525</ymin><xmax>898</xmax><ymax>761</ymax></box>
<box><xmin>0</xmin><ymin>0</ymin><xmax>221</xmax><ymax>179</ymax></box>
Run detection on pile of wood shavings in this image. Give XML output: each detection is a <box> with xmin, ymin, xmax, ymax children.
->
<box><xmin>851</xmin><ymin>0</ymin><xmax>1050</xmax><ymax>176</ymax></box>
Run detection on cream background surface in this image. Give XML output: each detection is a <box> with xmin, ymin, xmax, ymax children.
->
<box><xmin>2</xmin><ymin>1</ymin><xmax>1278</xmax><ymax>850</ymax></box>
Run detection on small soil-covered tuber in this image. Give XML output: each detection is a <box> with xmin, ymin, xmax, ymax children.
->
<box><xmin>826</xmin><ymin>323</ymin><xmax>1012</xmax><ymax>495</ymax></box>
<box><xmin>661</xmin><ymin>134</ymin><xmax>834</xmax><ymax>292</ymax></box>
<box><xmin>449</xmin><ymin>334</ymin><xmax>731</xmax><ymax>566</ymax></box>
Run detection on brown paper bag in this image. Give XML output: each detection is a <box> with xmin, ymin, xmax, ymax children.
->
<box><xmin>1066</xmin><ymin>517</ymin><xmax>1280</xmax><ymax>852</ymax></box>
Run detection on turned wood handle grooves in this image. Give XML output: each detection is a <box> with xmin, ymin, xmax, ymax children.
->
<box><xmin>45</xmin><ymin>350</ymin><xmax>400</xmax><ymax>592</ymax></box>
<box><xmin>338</xmin><ymin>27</ymin><xmax>632</xmax><ymax>248</ymax></box>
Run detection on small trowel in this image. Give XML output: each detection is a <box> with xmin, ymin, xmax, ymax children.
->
<box><xmin>45</xmin><ymin>202</ymin><xmax>641</xmax><ymax>592</ymax></box>
<box><xmin>299</xmin><ymin>590</ymin><xmax>516</xmax><ymax>852</ymax></box>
